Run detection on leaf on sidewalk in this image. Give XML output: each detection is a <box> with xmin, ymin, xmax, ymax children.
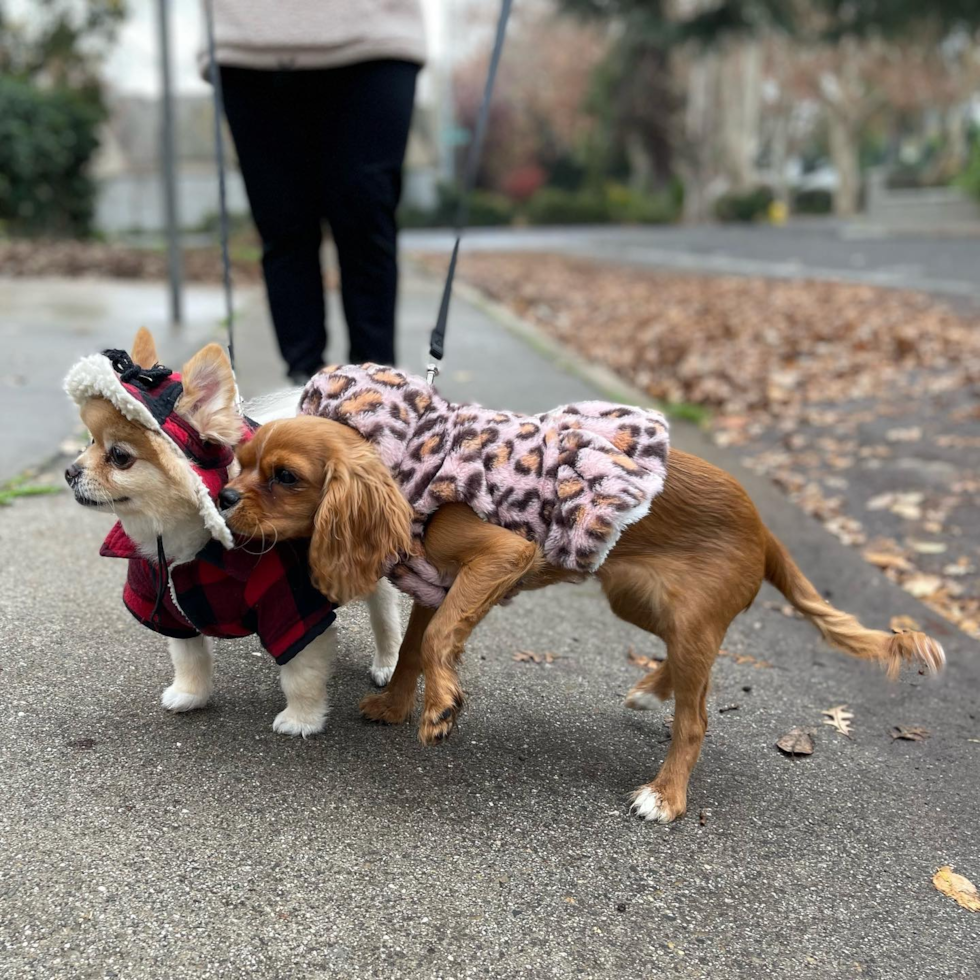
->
<box><xmin>890</xmin><ymin>614</ymin><xmax>922</xmax><ymax>633</ymax></box>
<box><xmin>626</xmin><ymin>646</ymin><xmax>662</xmax><ymax>670</ymax></box>
<box><xmin>889</xmin><ymin>726</ymin><xmax>930</xmax><ymax>741</ymax></box>
<box><xmin>718</xmin><ymin>649</ymin><xmax>773</xmax><ymax>669</ymax></box>
<box><xmin>932</xmin><ymin>866</ymin><xmax>980</xmax><ymax>912</ymax></box>
<box><xmin>821</xmin><ymin>705</ymin><xmax>854</xmax><ymax>738</ymax></box>
<box><xmin>902</xmin><ymin>574</ymin><xmax>944</xmax><ymax>599</ymax></box>
<box><xmin>776</xmin><ymin>728</ymin><xmax>814</xmax><ymax>756</ymax></box>
<box><xmin>513</xmin><ymin>650</ymin><xmax>560</xmax><ymax>665</ymax></box>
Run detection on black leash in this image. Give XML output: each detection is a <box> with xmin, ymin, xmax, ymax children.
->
<box><xmin>427</xmin><ymin>0</ymin><xmax>513</xmax><ymax>384</ymax></box>
<box><xmin>203</xmin><ymin>0</ymin><xmax>236</xmax><ymax>373</ymax></box>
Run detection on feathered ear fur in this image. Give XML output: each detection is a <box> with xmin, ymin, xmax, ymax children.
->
<box><xmin>176</xmin><ymin>343</ymin><xmax>241</xmax><ymax>446</ymax></box>
<box><xmin>130</xmin><ymin>327</ymin><xmax>159</xmax><ymax>369</ymax></box>
<box><xmin>309</xmin><ymin>441</ymin><xmax>414</xmax><ymax>606</ymax></box>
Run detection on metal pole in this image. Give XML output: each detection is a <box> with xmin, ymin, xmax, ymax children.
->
<box><xmin>157</xmin><ymin>0</ymin><xmax>182</xmax><ymax>327</ymax></box>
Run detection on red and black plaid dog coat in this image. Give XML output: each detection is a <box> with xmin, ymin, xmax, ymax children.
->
<box><xmin>65</xmin><ymin>349</ymin><xmax>337</xmax><ymax>665</ymax></box>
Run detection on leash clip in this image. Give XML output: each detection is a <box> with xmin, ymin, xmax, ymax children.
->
<box><xmin>425</xmin><ymin>362</ymin><xmax>440</xmax><ymax>386</ymax></box>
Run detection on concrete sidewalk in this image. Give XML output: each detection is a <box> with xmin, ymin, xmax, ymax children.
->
<box><xmin>1</xmin><ymin>272</ymin><xmax>978</xmax><ymax>979</ymax></box>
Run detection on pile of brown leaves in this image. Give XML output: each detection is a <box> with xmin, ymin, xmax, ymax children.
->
<box><xmin>434</xmin><ymin>252</ymin><xmax>980</xmax><ymax>641</ymax></box>
<box><xmin>0</xmin><ymin>239</ymin><xmax>264</xmax><ymax>284</ymax></box>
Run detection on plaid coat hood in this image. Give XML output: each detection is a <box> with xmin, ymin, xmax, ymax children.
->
<box><xmin>65</xmin><ymin>349</ymin><xmax>337</xmax><ymax>663</ymax></box>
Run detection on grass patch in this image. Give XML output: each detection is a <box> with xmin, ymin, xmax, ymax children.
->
<box><xmin>0</xmin><ymin>475</ymin><xmax>62</xmax><ymax>506</ymax></box>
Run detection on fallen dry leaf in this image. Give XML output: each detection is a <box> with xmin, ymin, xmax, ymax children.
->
<box><xmin>776</xmin><ymin>728</ymin><xmax>814</xmax><ymax>756</ymax></box>
<box><xmin>932</xmin><ymin>866</ymin><xmax>980</xmax><ymax>912</ymax></box>
<box><xmin>822</xmin><ymin>705</ymin><xmax>855</xmax><ymax>739</ymax></box>
<box><xmin>889</xmin><ymin>726</ymin><xmax>930</xmax><ymax>741</ymax></box>
<box><xmin>513</xmin><ymin>650</ymin><xmax>560</xmax><ymax>665</ymax></box>
<box><xmin>885</xmin><ymin>426</ymin><xmax>922</xmax><ymax>443</ymax></box>
<box><xmin>626</xmin><ymin>646</ymin><xmax>662</xmax><ymax>670</ymax></box>
<box><xmin>902</xmin><ymin>574</ymin><xmax>944</xmax><ymax>599</ymax></box>
<box><xmin>909</xmin><ymin>540</ymin><xmax>947</xmax><ymax>555</ymax></box>
<box><xmin>862</xmin><ymin>548</ymin><xmax>913</xmax><ymax>572</ymax></box>
<box><xmin>890</xmin><ymin>614</ymin><xmax>922</xmax><ymax>633</ymax></box>
<box><xmin>719</xmin><ymin>649</ymin><xmax>773</xmax><ymax>669</ymax></box>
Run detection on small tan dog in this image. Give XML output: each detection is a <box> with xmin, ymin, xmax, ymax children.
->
<box><xmin>63</xmin><ymin>331</ymin><xmax>402</xmax><ymax>734</ymax></box>
<box><xmin>221</xmin><ymin>395</ymin><xmax>945</xmax><ymax>823</ymax></box>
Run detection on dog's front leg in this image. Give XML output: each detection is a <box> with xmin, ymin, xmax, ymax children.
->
<box><xmin>161</xmin><ymin>635</ymin><xmax>214</xmax><ymax>712</ymax></box>
<box><xmin>365</xmin><ymin>578</ymin><xmax>402</xmax><ymax>687</ymax></box>
<box><xmin>273</xmin><ymin>627</ymin><xmax>337</xmax><ymax>737</ymax></box>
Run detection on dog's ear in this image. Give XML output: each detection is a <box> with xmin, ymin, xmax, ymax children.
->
<box><xmin>176</xmin><ymin>343</ymin><xmax>241</xmax><ymax>445</ymax></box>
<box><xmin>131</xmin><ymin>327</ymin><xmax>158</xmax><ymax>368</ymax></box>
<box><xmin>309</xmin><ymin>441</ymin><xmax>413</xmax><ymax>605</ymax></box>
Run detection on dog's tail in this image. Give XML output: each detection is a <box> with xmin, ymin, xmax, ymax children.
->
<box><xmin>763</xmin><ymin>528</ymin><xmax>945</xmax><ymax>678</ymax></box>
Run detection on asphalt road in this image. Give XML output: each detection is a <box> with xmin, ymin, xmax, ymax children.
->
<box><xmin>1</xmin><ymin>276</ymin><xmax>978</xmax><ymax>978</ymax></box>
<box><xmin>404</xmin><ymin>222</ymin><xmax>980</xmax><ymax>305</ymax></box>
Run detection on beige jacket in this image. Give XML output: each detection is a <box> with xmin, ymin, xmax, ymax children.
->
<box><xmin>198</xmin><ymin>0</ymin><xmax>427</xmax><ymax>76</ymax></box>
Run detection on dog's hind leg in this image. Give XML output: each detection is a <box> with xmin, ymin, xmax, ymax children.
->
<box><xmin>162</xmin><ymin>635</ymin><xmax>214</xmax><ymax>712</ymax></box>
<box><xmin>365</xmin><ymin>578</ymin><xmax>402</xmax><ymax>687</ymax></box>
<box><xmin>599</xmin><ymin>558</ymin><xmax>736</xmax><ymax>823</ymax></box>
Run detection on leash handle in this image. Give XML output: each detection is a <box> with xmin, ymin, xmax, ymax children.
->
<box><xmin>203</xmin><ymin>0</ymin><xmax>236</xmax><ymax>375</ymax></box>
<box><xmin>428</xmin><ymin>0</ymin><xmax>512</xmax><ymax>368</ymax></box>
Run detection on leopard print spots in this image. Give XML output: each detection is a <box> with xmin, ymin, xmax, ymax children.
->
<box><xmin>461</xmin><ymin>427</ymin><xmax>497</xmax><ymax>454</ymax></box>
<box><xmin>539</xmin><ymin>500</ymin><xmax>554</xmax><ymax>525</ymax></box>
<box><xmin>587</xmin><ymin>515</ymin><xmax>612</xmax><ymax>540</ymax></box>
<box><xmin>327</xmin><ymin>374</ymin><xmax>356</xmax><ymax>397</ymax></box>
<box><xmin>321</xmin><ymin>364</ymin><xmax>340</xmax><ymax>374</ymax></box>
<box><xmin>303</xmin><ymin>387</ymin><xmax>322</xmax><ymax>413</ymax></box>
<box><xmin>456</xmin><ymin>412</ymin><xmax>479</xmax><ymax>425</ymax></box>
<box><xmin>515</xmin><ymin>447</ymin><xmax>543</xmax><ymax>477</ymax></box>
<box><xmin>600</xmin><ymin>406</ymin><xmax>633</xmax><ymax>419</ymax></box>
<box><xmin>511</xmin><ymin>488</ymin><xmax>541</xmax><ymax>512</ymax></box>
<box><xmin>557</xmin><ymin>478</ymin><xmax>584</xmax><ymax>500</ymax></box>
<box><xmin>517</xmin><ymin>422</ymin><xmax>539</xmax><ymax>440</ymax></box>
<box><xmin>486</xmin><ymin>442</ymin><xmax>512</xmax><ymax>470</ymax></box>
<box><xmin>462</xmin><ymin>471</ymin><xmax>483</xmax><ymax>502</ymax></box>
<box><xmin>544</xmin><ymin>428</ymin><xmax>558</xmax><ymax>447</ymax></box>
<box><xmin>415</xmin><ymin>434</ymin><xmax>445</xmax><ymax>460</ymax></box>
<box><xmin>610</xmin><ymin>453</ymin><xmax>639</xmax><ymax>472</ymax></box>
<box><xmin>370</xmin><ymin>368</ymin><xmax>408</xmax><ymax>387</ymax></box>
<box><xmin>612</xmin><ymin>426</ymin><xmax>639</xmax><ymax>455</ymax></box>
<box><xmin>389</xmin><ymin>402</ymin><xmax>410</xmax><ymax>425</ymax></box>
<box><xmin>340</xmin><ymin>389</ymin><xmax>383</xmax><ymax>416</ymax></box>
<box><xmin>405</xmin><ymin>389</ymin><xmax>431</xmax><ymax>415</ymax></box>
<box><xmin>490</xmin><ymin>413</ymin><xmax>511</xmax><ymax>424</ymax></box>
<box><xmin>429</xmin><ymin>477</ymin><xmax>458</xmax><ymax>503</ymax></box>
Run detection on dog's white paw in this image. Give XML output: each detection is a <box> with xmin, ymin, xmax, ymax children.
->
<box><xmin>161</xmin><ymin>685</ymin><xmax>211</xmax><ymax>712</ymax></box>
<box><xmin>629</xmin><ymin>787</ymin><xmax>673</xmax><ymax>823</ymax></box>
<box><xmin>272</xmin><ymin>705</ymin><xmax>328</xmax><ymax>738</ymax></box>
<box><xmin>369</xmin><ymin>662</ymin><xmax>396</xmax><ymax>687</ymax></box>
<box><xmin>624</xmin><ymin>688</ymin><xmax>658</xmax><ymax>711</ymax></box>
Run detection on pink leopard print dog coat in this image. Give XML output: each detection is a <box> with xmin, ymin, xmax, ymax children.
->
<box><xmin>300</xmin><ymin>364</ymin><xmax>670</xmax><ymax>607</ymax></box>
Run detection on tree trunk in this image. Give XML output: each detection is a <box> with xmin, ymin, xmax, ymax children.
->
<box><xmin>827</xmin><ymin>110</ymin><xmax>861</xmax><ymax>216</ymax></box>
<box><xmin>624</xmin><ymin>129</ymin><xmax>655</xmax><ymax>195</ymax></box>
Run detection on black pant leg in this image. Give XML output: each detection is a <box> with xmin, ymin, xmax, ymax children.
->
<box><xmin>316</xmin><ymin>60</ymin><xmax>419</xmax><ymax>366</ymax></box>
<box><xmin>220</xmin><ymin>67</ymin><xmax>327</xmax><ymax>377</ymax></box>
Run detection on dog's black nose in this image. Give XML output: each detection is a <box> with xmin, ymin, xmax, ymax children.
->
<box><xmin>65</xmin><ymin>463</ymin><xmax>82</xmax><ymax>485</ymax></box>
<box><xmin>218</xmin><ymin>487</ymin><xmax>241</xmax><ymax>510</ymax></box>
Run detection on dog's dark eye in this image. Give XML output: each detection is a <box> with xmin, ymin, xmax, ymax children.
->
<box><xmin>274</xmin><ymin>467</ymin><xmax>298</xmax><ymax>486</ymax></box>
<box><xmin>108</xmin><ymin>446</ymin><xmax>134</xmax><ymax>469</ymax></box>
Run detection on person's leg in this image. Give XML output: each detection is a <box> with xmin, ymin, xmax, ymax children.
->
<box><xmin>316</xmin><ymin>60</ymin><xmax>419</xmax><ymax>366</ymax></box>
<box><xmin>220</xmin><ymin>67</ymin><xmax>327</xmax><ymax>378</ymax></box>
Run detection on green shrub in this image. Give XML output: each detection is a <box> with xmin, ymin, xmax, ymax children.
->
<box><xmin>525</xmin><ymin>187</ymin><xmax>609</xmax><ymax>225</ymax></box>
<box><xmin>0</xmin><ymin>78</ymin><xmax>103</xmax><ymax>237</ymax></box>
<box><xmin>955</xmin><ymin>140</ymin><xmax>980</xmax><ymax>203</ymax></box>
<box><xmin>604</xmin><ymin>183</ymin><xmax>679</xmax><ymax>224</ymax></box>
<box><xmin>792</xmin><ymin>188</ymin><xmax>833</xmax><ymax>215</ymax></box>
<box><xmin>714</xmin><ymin>185</ymin><xmax>773</xmax><ymax>223</ymax></box>
<box><xmin>398</xmin><ymin>185</ymin><xmax>513</xmax><ymax>228</ymax></box>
